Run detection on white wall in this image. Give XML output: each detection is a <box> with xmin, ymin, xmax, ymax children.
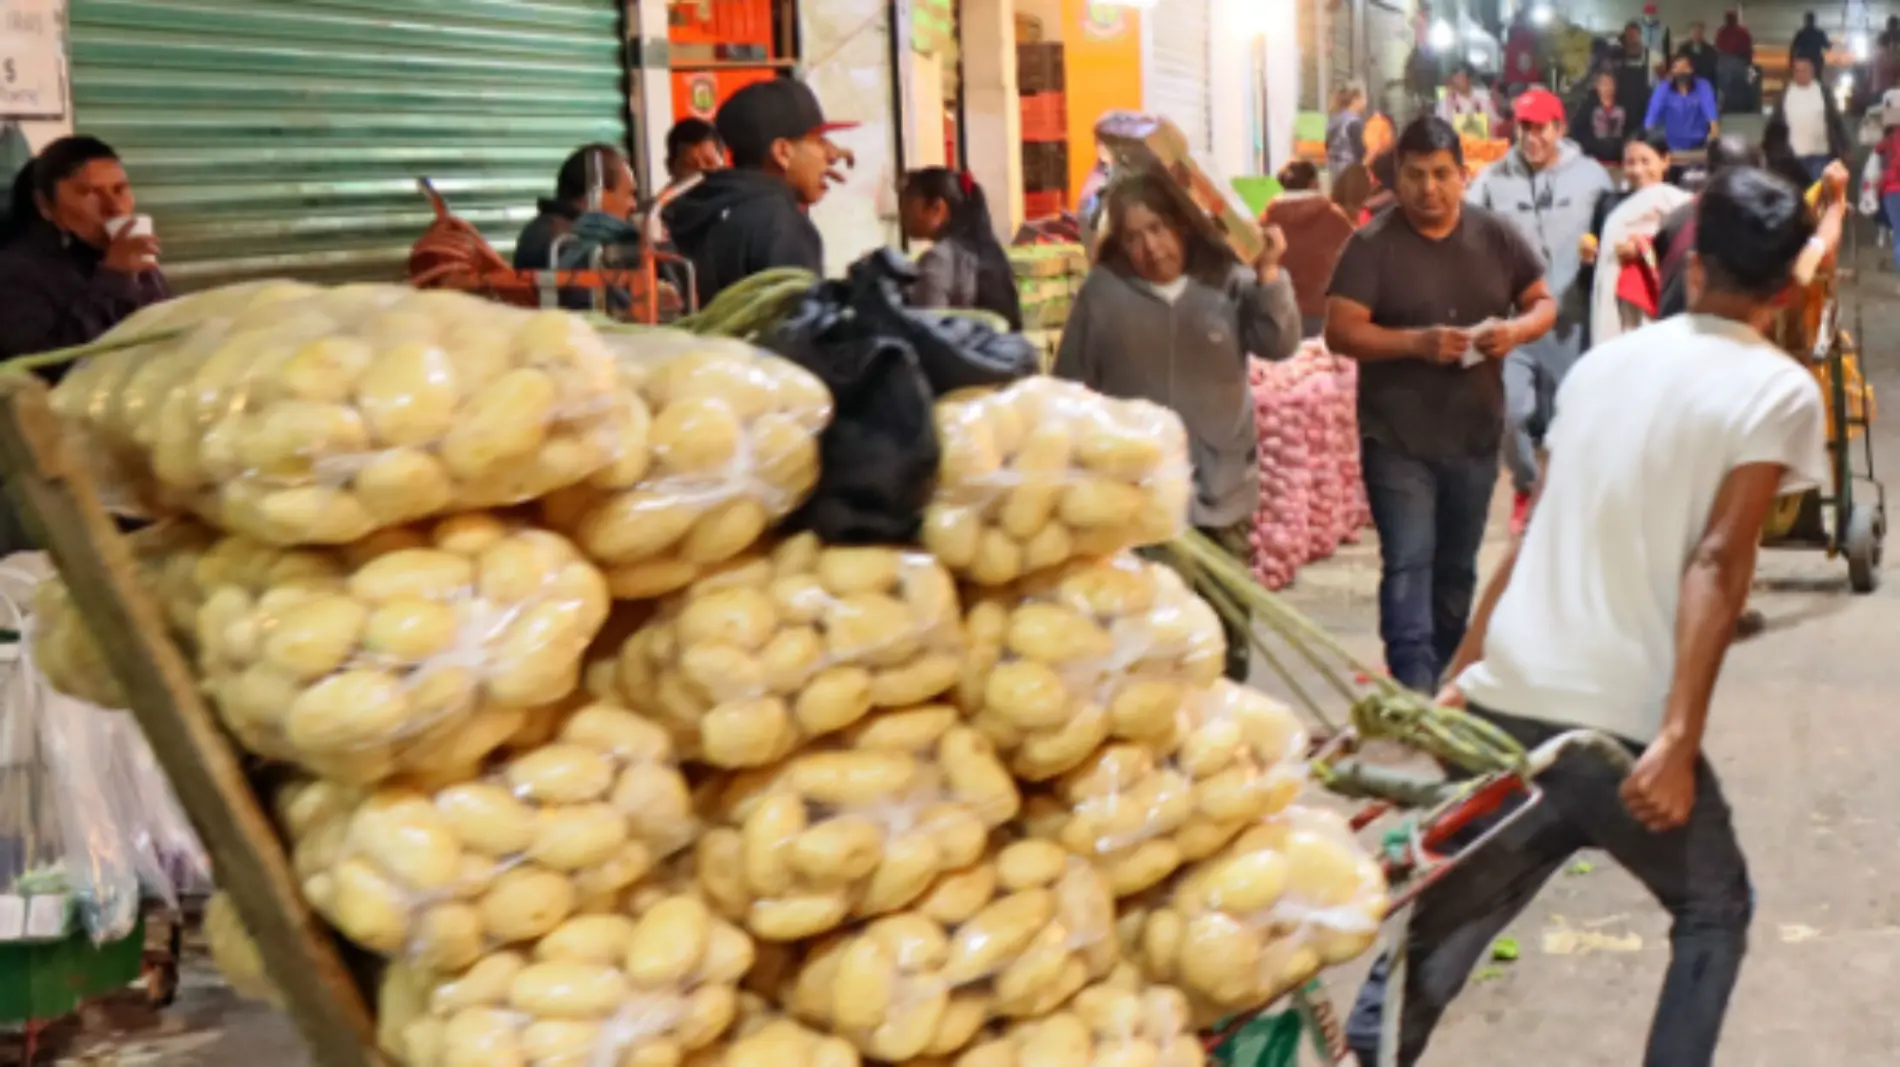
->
<box><xmin>803</xmin><ymin>0</ymin><xmax>903</xmax><ymax>273</ymax></box>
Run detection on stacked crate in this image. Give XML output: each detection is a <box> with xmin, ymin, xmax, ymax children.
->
<box><xmin>1018</xmin><ymin>42</ymin><xmax>1069</xmax><ymax>220</ymax></box>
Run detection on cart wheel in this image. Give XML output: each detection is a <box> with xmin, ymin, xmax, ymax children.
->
<box><xmin>1846</xmin><ymin>504</ymin><xmax>1884</xmax><ymax>594</ymax></box>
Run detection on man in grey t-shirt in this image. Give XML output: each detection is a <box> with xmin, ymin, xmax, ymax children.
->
<box><xmin>1324</xmin><ymin>117</ymin><xmax>1556</xmax><ymax>694</ymax></box>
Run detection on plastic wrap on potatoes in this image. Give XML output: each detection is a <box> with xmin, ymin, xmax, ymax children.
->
<box><xmin>924</xmin><ymin>379</ymin><xmax>1191</xmax><ymax>586</ymax></box>
<box><xmin>541</xmin><ymin>332</ymin><xmax>833</xmax><ymax>600</ymax></box>
<box><xmin>396</xmin><ymin>885</ymin><xmax>756</xmax><ymax>1067</ymax></box>
<box><xmin>921</xmin><ymin>969</ymin><xmax>1206</xmax><ymax>1067</ymax></box>
<box><xmin>1023</xmin><ymin>681</ymin><xmax>1308</xmax><ymax>896</ymax></box>
<box><xmin>597</xmin><ymin>534</ymin><xmax>964</xmax><ymax>767</ymax></box>
<box><xmin>694</xmin><ymin>704</ymin><xmax>1021</xmax><ymax>942</ymax></box>
<box><xmin>30</xmin><ymin>520</ymin><xmax>217</xmax><ymax>707</ymax></box>
<box><xmin>51</xmin><ymin>283</ymin><xmax>634</xmax><ymax>544</ymax></box>
<box><xmin>957</xmin><ymin>554</ymin><xmax>1225</xmax><ymax>781</ymax></box>
<box><xmin>195</xmin><ymin>512</ymin><xmax>610</xmax><ymax>783</ymax></box>
<box><xmin>1117</xmin><ymin>807</ymin><xmax>1386</xmax><ymax>1018</ymax></box>
<box><xmin>287</xmin><ymin>704</ymin><xmax>694</xmax><ymax>968</ymax></box>
<box><xmin>681</xmin><ymin>997</ymin><xmax>861</xmax><ymax>1067</ymax></box>
<box><xmin>777</xmin><ymin>841</ymin><xmax>1119</xmax><ymax>1061</ymax></box>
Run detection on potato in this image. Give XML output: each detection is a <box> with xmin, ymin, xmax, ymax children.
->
<box><xmin>682</xmin><ymin>1013</ymin><xmax>861</xmax><ymax>1067</ymax></box>
<box><xmin>1116</xmin><ymin>807</ymin><xmax>1386</xmax><ymax>1015</ymax></box>
<box><xmin>918</xmin><ymin>971</ymin><xmax>1205</xmax><ymax>1067</ymax></box>
<box><xmin>956</xmin><ymin>555</ymin><xmax>1226</xmax><ymax>782</ymax></box>
<box><xmin>194</xmin><ymin>513</ymin><xmax>610</xmax><ymax>782</ymax></box>
<box><xmin>537</xmin><ymin>333</ymin><xmax>832</xmax><ymax>598</ymax></box>
<box><xmin>203</xmin><ymin>893</ymin><xmax>279</xmax><ymax>1007</ymax></box>
<box><xmin>283</xmin><ymin>702</ymin><xmax>694</xmax><ymax>965</ymax></box>
<box><xmin>596</xmin><ymin>536</ymin><xmax>965</xmax><ymax>768</ymax></box>
<box><xmin>693</xmin><ymin>705</ymin><xmax>1020</xmax><ymax>942</ymax></box>
<box><xmin>774</xmin><ymin>840</ymin><xmax>1118</xmax><ymax>1060</ymax></box>
<box><xmin>923</xmin><ymin>379</ymin><xmax>1191</xmax><ymax>586</ymax></box>
<box><xmin>51</xmin><ymin>283</ymin><xmax>635</xmax><ymax>545</ymax></box>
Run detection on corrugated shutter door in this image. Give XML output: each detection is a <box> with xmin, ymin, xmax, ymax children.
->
<box><xmin>1147</xmin><ymin>0</ymin><xmax>1212</xmax><ymax>156</ymax></box>
<box><xmin>69</xmin><ymin>0</ymin><xmax>628</xmax><ymax>290</ymax></box>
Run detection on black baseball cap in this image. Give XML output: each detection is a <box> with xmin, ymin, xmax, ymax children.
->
<box><xmin>716</xmin><ymin>78</ymin><xmax>858</xmax><ymax>166</ymax></box>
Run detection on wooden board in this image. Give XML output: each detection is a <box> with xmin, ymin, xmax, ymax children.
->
<box><xmin>0</xmin><ymin>376</ymin><xmax>383</xmax><ymax>1067</ymax></box>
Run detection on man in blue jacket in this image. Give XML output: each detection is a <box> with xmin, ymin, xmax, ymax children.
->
<box><xmin>1467</xmin><ymin>89</ymin><xmax>1613</xmax><ymax>532</ymax></box>
<box><xmin>1647</xmin><ymin>53</ymin><xmax>1721</xmax><ymax>153</ymax></box>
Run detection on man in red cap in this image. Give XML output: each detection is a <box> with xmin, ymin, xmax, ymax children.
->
<box><xmin>1467</xmin><ymin>88</ymin><xmax>1612</xmax><ymax>533</ymax></box>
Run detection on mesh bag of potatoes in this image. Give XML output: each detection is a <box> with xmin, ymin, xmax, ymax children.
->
<box><xmin>923</xmin><ymin>378</ymin><xmax>1191</xmax><ymax>586</ymax></box>
<box><xmin>195</xmin><ymin>512</ymin><xmax>611</xmax><ymax>783</ymax></box>
<box><xmin>694</xmin><ymin>703</ymin><xmax>1022</xmax><ymax>942</ymax></box>
<box><xmin>538</xmin><ymin>332</ymin><xmax>833</xmax><ymax>600</ymax></box>
<box><xmin>596</xmin><ymin>534</ymin><xmax>965</xmax><ymax>768</ymax></box>
<box><xmin>1117</xmin><ymin>807</ymin><xmax>1387</xmax><ymax>1020</ymax></box>
<box><xmin>30</xmin><ymin>520</ymin><xmax>217</xmax><ymax>707</ymax></box>
<box><xmin>285</xmin><ymin>703</ymin><xmax>695</xmax><ymax>971</ymax></box>
<box><xmin>957</xmin><ymin>554</ymin><xmax>1227</xmax><ymax>782</ymax></box>
<box><xmin>916</xmin><ymin>969</ymin><xmax>1206</xmax><ymax>1067</ymax></box>
<box><xmin>776</xmin><ymin>839</ymin><xmax>1120</xmax><ymax>1061</ymax></box>
<box><xmin>50</xmin><ymin>282</ymin><xmax>637</xmax><ymax>544</ymax></box>
<box><xmin>395</xmin><ymin>886</ymin><xmax>757</xmax><ymax>1067</ymax></box>
<box><xmin>1021</xmin><ymin>680</ymin><xmax>1310</xmax><ymax>897</ymax></box>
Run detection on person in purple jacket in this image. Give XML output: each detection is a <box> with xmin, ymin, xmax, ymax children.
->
<box><xmin>0</xmin><ymin>136</ymin><xmax>170</xmax><ymax>378</ymax></box>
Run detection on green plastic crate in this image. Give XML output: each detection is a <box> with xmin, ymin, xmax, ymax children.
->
<box><xmin>0</xmin><ymin>916</ymin><xmax>146</xmax><ymax>1026</ymax></box>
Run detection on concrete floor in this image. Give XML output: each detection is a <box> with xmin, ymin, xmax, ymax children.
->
<box><xmin>17</xmin><ymin>228</ymin><xmax>1900</xmax><ymax>1066</ymax></box>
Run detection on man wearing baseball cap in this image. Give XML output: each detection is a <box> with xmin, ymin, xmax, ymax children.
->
<box><xmin>663</xmin><ymin>77</ymin><xmax>858</xmax><ymax>305</ymax></box>
<box><xmin>1468</xmin><ymin>88</ymin><xmax>1612</xmax><ymax>533</ymax></box>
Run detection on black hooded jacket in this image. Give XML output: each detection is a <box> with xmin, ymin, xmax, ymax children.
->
<box><xmin>661</xmin><ymin>168</ymin><xmax>824</xmax><ymax>306</ymax></box>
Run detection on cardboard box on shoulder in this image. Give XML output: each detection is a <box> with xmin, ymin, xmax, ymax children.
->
<box><xmin>1092</xmin><ymin>111</ymin><xmax>1263</xmax><ymax>267</ymax></box>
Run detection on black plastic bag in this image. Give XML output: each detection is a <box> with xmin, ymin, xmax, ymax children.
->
<box><xmin>761</xmin><ymin>288</ymin><xmax>940</xmax><ymax>544</ymax></box>
<box><xmin>756</xmin><ymin>249</ymin><xmax>1037</xmax><ymax>543</ymax></box>
<box><xmin>844</xmin><ymin>249</ymin><xmax>1039</xmax><ymax>392</ymax></box>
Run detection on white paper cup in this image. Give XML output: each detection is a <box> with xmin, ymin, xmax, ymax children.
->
<box><xmin>105</xmin><ymin>214</ymin><xmax>154</xmax><ymax>240</ymax></box>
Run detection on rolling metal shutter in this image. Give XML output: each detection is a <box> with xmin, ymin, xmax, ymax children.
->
<box><xmin>1146</xmin><ymin>0</ymin><xmax>1212</xmax><ymax>156</ymax></box>
<box><xmin>68</xmin><ymin>0</ymin><xmax>629</xmax><ymax>290</ymax></box>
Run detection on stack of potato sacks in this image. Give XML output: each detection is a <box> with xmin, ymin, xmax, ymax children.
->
<box><xmin>37</xmin><ymin>281</ymin><xmax>1387</xmax><ymax>1067</ymax></box>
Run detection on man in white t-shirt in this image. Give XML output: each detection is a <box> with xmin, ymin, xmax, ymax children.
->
<box><xmin>1774</xmin><ymin>56</ymin><xmax>1848</xmax><ymax>183</ymax></box>
<box><xmin>1346</xmin><ymin>166</ymin><xmax>1828</xmax><ymax>1067</ymax></box>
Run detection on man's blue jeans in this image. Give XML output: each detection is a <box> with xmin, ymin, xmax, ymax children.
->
<box><xmin>1799</xmin><ymin>154</ymin><xmax>1832</xmax><ymax>183</ymax></box>
<box><xmin>1345</xmin><ymin>707</ymin><xmax>1752</xmax><ymax>1067</ymax></box>
<box><xmin>1883</xmin><ymin>192</ymin><xmax>1900</xmax><ymax>271</ymax></box>
<box><xmin>1360</xmin><ymin>438</ymin><xmax>1496</xmax><ymax>692</ymax></box>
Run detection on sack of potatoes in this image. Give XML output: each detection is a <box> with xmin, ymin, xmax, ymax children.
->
<box><xmin>30</xmin><ymin>520</ymin><xmax>216</xmax><ymax>707</ymax></box>
<box><xmin>1021</xmin><ymin>680</ymin><xmax>1310</xmax><ymax>897</ymax></box>
<box><xmin>923</xmin><ymin>378</ymin><xmax>1191</xmax><ymax>586</ymax></box>
<box><xmin>1116</xmin><ymin>807</ymin><xmax>1387</xmax><ymax>1020</ymax></box>
<box><xmin>51</xmin><ymin>282</ymin><xmax>639</xmax><ymax>545</ymax></box>
<box><xmin>203</xmin><ymin>892</ymin><xmax>280</xmax><ymax>1007</ymax></box>
<box><xmin>286</xmin><ymin>703</ymin><xmax>694</xmax><ymax>971</ymax></box>
<box><xmin>539</xmin><ymin>332</ymin><xmax>833</xmax><ymax>600</ymax></box>
<box><xmin>776</xmin><ymin>839</ymin><xmax>1119</xmax><ymax>1062</ymax></box>
<box><xmin>194</xmin><ymin>512</ymin><xmax>611</xmax><ymax>784</ymax></box>
<box><xmin>916</xmin><ymin>968</ymin><xmax>1206</xmax><ymax>1067</ymax></box>
<box><xmin>694</xmin><ymin>703</ymin><xmax>1022</xmax><ymax>942</ymax></box>
<box><xmin>596</xmin><ymin>534</ymin><xmax>964</xmax><ymax>768</ymax></box>
<box><xmin>396</xmin><ymin>885</ymin><xmax>756</xmax><ymax>1067</ymax></box>
<box><xmin>956</xmin><ymin>554</ymin><xmax>1227</xmax><ymax>782</ymax></box>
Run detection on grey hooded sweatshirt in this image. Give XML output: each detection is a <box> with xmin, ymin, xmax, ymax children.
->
<box><xmin>1053</xmin><ymin>264</ymin><xmax>1300</xmax><ymax>527</ymax></box>
<box><xmin>1466</xmin><ymin>139</ymin><xmax>1613</xmax><ymax>377</ymax></box>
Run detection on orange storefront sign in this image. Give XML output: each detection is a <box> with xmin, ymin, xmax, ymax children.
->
<box><xmin>1061</xmin><ymin>0</ymin><xmax>1143</xmax><ymax>202</ymax></box>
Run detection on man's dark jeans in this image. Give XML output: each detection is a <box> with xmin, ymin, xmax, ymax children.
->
<box><xmin>1360</xmin><ymin>438</ymin><xmax>1496</xmax><ymax>693</ymax></box>
<box><xmin>1345</xmin><ymin>707</ymin><xmax>1752</xmax><ymax>1067</ymax></box>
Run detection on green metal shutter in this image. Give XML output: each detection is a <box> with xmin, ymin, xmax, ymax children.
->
<box><xmin>69</xmin><ymin>0</ymin><xmax>629</xmax><ymax>290</ymax></box>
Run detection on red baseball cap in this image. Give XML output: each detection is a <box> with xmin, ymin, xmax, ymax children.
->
<box><xmin>1513</xmin><ymin>88</ymin><xmax>1566</xmax><ymax>125</ymax></box>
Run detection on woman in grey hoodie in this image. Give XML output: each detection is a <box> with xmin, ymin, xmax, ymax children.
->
<box><xmin>1053</xmin><ymin>176</ymin><xmax>1301</xmax><ymax>678</ymax></box>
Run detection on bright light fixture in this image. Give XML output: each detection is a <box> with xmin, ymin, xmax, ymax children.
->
<box><xmin>1529</xmin><ymin>4</ymin><xmax>1553</xmax><ymax>26</ymax></box>
<box><xmin>1428</xmin><ymin>18</ymin><xmax>1456</xmax><ymax>51</ymax></box>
